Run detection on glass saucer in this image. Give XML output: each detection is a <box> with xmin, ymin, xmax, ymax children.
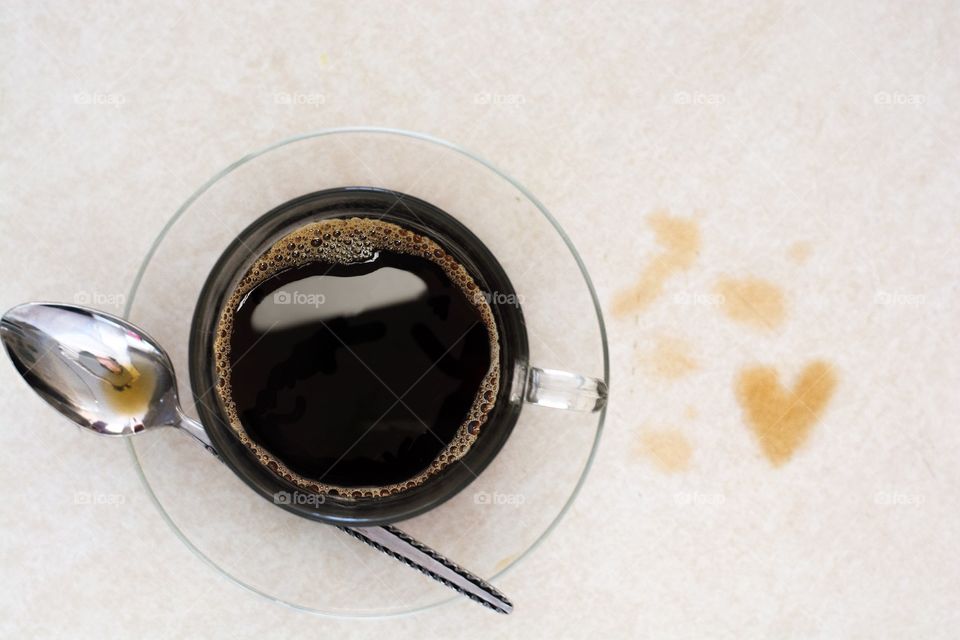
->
<box><xmin>123</xmin><ymin>127</ymin><xmax>608</xmax><ymax>617</ymax></box>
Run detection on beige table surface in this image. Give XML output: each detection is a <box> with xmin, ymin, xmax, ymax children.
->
<box><xmin>2</xmin><ymin>1</ymin><xmax>959</xmax><ymax>638</ymax></box>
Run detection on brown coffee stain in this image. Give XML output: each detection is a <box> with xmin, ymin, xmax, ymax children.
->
<box><xmin>638</xmin><ymin>430</ymin><xmax>693</xmax><ymax>473</ymax></box>
<box><xmin>494</xmin><ymin>554</ymin><xmax>518</xmax><ymax>573</ymax></box>
<box><xmin>736</xmin><ymin>361</ymin><xmax>837</xmax><ymax>466</ymax></box>
<box><xmin>643</xmin><ymin>335</ymin><xmax>698</xmax><ymax>379</ymax></box>
<box><xmin>715</xmin><ymin>277</ymin><xmax>786</xmax><ymax>330</ymax></box>
<box><xmin>612</xmin><ymin>212</ymin><xmax>700</xmax><ymax>316</ymax></box>
<box><xmin>788</xmin><ymin>241</ymin><xmax>812</xmax><ymax>264</ymax></box>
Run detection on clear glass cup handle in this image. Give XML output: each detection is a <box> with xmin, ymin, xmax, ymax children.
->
<box><xmin>525</xmin><ymin>367</ymin><xmax>608</xmax><ymax>412</ymax></box>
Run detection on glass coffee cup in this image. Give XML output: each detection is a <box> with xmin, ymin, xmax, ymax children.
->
<box><xmin>124</xmin><ymin>128</ymin><xmax>608</xmax><ymax>615</ymax></box>
<box><xmin>190</xmin><ymin>185</ymin><xmax>607</xmax><ymax>525</ymax></box>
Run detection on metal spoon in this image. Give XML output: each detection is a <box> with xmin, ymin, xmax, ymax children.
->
<box><xmin>1</xmin><ymin>302</ymin><xmax>511</xmax><ymax>614</ymax></box>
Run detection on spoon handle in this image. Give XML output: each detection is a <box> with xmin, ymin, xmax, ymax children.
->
<box><xmin>177</xmin><ymin>415</ymin><xmax>511</xmax><ymax>613</ymax></box>
<box><xmin>174</xmin><ymin>412</ymin><xmax>218</xmax><ymax>456</ymax></box>
<box><xmin>340</xmin><ymin>524</ymin><xmax>512</xmax><ymax>614</ymax></box>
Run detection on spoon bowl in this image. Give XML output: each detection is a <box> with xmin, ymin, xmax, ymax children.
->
<box><xmin>0</xmin><ymin>302</ymin><xmax>211</xmax><ymax>447</ymax></box>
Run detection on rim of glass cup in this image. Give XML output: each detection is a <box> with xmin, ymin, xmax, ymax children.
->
<box><xmin>121</xmin><ymin>126</ymin><xmax>610</xmax><ymax>618</ymax></box>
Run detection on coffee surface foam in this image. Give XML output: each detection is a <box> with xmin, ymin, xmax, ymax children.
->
<box><xmin>213</xmin><ymin>217</ymin><xmax>500</xmax><ymax>500</ymax></box>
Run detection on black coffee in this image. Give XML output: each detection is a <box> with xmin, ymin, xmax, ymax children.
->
<box><xmin>213</xmin><ymin>217</ymin><xmax>500</xmax><ymax>499</ymax></box>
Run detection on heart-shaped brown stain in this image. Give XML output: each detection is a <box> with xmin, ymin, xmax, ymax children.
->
<box><xmin>736</xmin><ymin>361</ymin><xmax>838</xmax><ymax>466</ymax></box>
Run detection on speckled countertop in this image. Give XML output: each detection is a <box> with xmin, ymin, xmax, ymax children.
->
<box><xmin>2</xmin><ymin>1</ymin><xmax>958</xmax><ymax>637</ymax></box>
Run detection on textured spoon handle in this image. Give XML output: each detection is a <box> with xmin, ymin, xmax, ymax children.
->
<box><xmin>340</xmin><ymin>525</ymin><xmax>513</xmax><ymax>614</ymax></box>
